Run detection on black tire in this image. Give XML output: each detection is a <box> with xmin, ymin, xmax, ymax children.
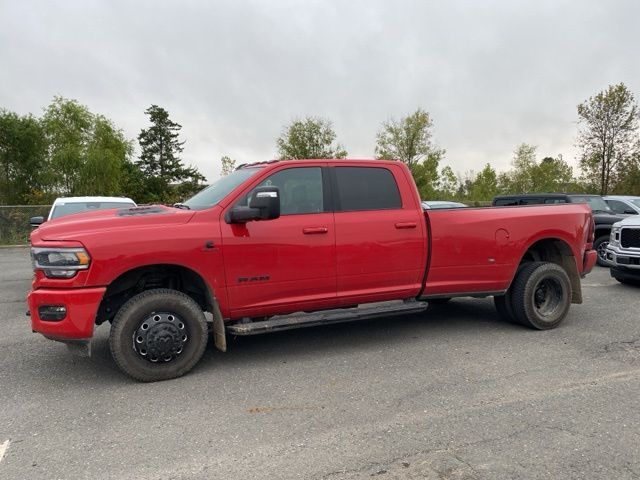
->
<box><xmin>511</xmin><ymin>262</ymin><xmax>572</xmax><ymax>330</ymax></box>
<box><xmin>428</xmin><ymin>297</ymin><xmax>451</xmax><ymax>305</ymax></box>
<box><xmin>494</xmin><ymin>294</ymin><xmax>515</xmax><ymax>322</ymax></box>
<box><xmin>109</xmin><ymin>288</ymin><xmax>208</xmax><ymax>382</ymax></box>
<box><xmin>494</xmin><ymin>264</ymin><xmax>528</xmax><ymax>323</ymax></box>
<box><xmin>593</xmin><ymin>235</ymin><xmax>610</xmax><ymax>267</ymax></box>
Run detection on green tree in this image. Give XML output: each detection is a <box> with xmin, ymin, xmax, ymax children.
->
<box><xmin>220</xmin><ymin>155</ymin><xmax>236</xmax><ymax>176</ymax></box>
<box><xmin>0</xmin><ymin>110</ymin><xmax>48</xmax><ymax>204</ymax></box>
<box><xmin>375</xmin><ymin>108</ymin><xmax>444</xmax><ymax>198</ymax></box>
<box><xmin>42</xmin><ymin>97</ymin><xmax>134</xmax><ymax>198</ymax></box>
<box><xmin>375</xmin><ymin>108</ymin><xmax>444</xmax><ymax>171</ymax></box>
<box><xmin>276</xmin><ymin>117</ymin><xmax>347</xmax><ymax>159</ymax></box>
<box><xmin>535</xmin><ymin>155</ymin><xmax>574</xmax><ymax>192</ymax></box>
<box><xmin>137</xmin><ymin>105</ymin><xmax>205</xmax><ymax>203</ymax></box>
<box><xmin>437</xmin><ymin>165</ymin><xmax>458</xmax><ymax>199</ymax></box>
<box><xmin>577</xmin><ymin>83</ymin><xmax>639</xmax><ymax>195</ymax></box>
<box><xmin>468</xmin><ymin>163</ymin><xmax>498</xmax><ymax>202</ymax></box>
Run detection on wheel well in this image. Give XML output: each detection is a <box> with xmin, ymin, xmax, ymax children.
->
<box><xmin>594</xmin><ymin>228</ymin><xmax>611</xmax><ymax>240</ymax></box>
<box><xmin>518</xmin><ymin>238</ymin><xmax>582</xmax><ymax>304</ymax></box>
<box><xmin>96</xmin><ymin>265</ymin><xmax>213</xmax><ymax>325</ymax></box>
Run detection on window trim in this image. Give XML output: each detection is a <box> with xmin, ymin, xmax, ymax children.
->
<box><xmin>329</xmin><ymin>165</ymin><xmax>403</xmax><ymax>213</ymax></box>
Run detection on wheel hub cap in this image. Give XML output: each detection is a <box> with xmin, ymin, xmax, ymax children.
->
<box><xmin>133</xmin><ymin>313</ymin><xmax>188</xmax><ymax>362</ymax></box>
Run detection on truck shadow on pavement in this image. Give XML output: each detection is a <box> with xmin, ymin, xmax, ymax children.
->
<box><xmin>92</xmin><ymin>297</ymin><xmax>521</xmax><ymax>380</ymax></box>
<box><xmin>23</xmin><ymin>297</ymin><xmax>527</xmax><ymax>384</ymax></box>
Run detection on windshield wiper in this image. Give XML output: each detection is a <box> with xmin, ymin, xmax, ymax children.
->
<box><xmin>173</xmin><ymin>203</ymin><xmax>191</xmax><ymax>210</ymax></box>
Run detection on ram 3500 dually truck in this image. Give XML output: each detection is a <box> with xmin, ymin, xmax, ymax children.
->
<box><xmin>28</xmin><ymin>159</ymin><xmax>597</xmax><ymax>381</ymax></box>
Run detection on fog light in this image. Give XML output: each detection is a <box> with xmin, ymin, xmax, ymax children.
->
<box><xmin>38</xmin><ymin>305</ymin><xmax>67</xmax><ymax>321</ymax></box>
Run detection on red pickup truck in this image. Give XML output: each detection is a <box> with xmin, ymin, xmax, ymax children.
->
<box><xmin>28</xmin><ymin>159</ymin><xmax>597</xmax><ymax>381</ymax></box>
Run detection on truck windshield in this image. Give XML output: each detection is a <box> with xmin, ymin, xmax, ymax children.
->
<box><xmin>182</xmin><ymin>167</ymin><xmax>262</xmax><ymax>210</ymax></box>
<box><xmin>569</xmin><ymin>196</ymin><xmax>611</xmax><ymax>212</ymax></box>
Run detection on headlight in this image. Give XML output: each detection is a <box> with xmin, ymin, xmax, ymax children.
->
<box><xmin>610</xmin><ymin>226</ymin><xmax>621</xmax><ymax>244</ymax></box>
<box><xmin>31</xmin><ymin>247</ymin><xmax>91</xmax><ymax>278</ymax></box>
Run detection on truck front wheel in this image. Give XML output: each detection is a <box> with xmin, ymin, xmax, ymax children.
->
<box><xmin>593</xmin><ymin>235</ymin><xmax>609</xmax><ymax>267</ymax></box>
<box><xmin>510</xmin><ymin>262</ymin><xmax>572</xmax><ymax>330</ymax></box>
<box><xmin>109</xmin><ymin>289</ymin><xmax>208</xmax><ymax>382</ymax></box>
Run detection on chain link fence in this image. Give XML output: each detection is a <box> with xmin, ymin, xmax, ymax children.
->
<box><xmin>0</xmin><ymin>205</ymin><xmax>50</xmax><ymax>245</ymax></box>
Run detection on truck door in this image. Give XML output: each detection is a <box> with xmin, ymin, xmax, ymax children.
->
<box><xmin>220</xmin><ymin>165</ymin><xmax>336</xmax><ymax>316</ymax></box>
<box><xmin>331</xmin><ymin>164</ymin><xmax>426</xmax><ymax>302</ymax></box>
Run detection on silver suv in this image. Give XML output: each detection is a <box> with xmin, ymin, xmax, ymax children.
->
<box><xmin>606</xmin><ymin>216</ymin><xmax>640</xmax><ymax>284</ymax></box>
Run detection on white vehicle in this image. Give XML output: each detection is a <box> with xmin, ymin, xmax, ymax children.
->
<box><xmin>605</xmin><ymin>216</ymin><xmax>640</xmax><ymax>284</ymax></box>
<box><xmin>30</xmin><ymin>196</ymin><xmax>137</xmax><ymax>227</ymax></box>
<box><xmin>603</xmin><ymin>195</ymin><xmax>640</xmax><ymax>215</ymax></box>
<box><xmin>421</xmin><ymin>200</ymin><xmax>467</xmax><ymax>210</ymax></box>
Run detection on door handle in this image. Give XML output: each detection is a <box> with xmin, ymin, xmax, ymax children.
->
<box><xmin>395</xmin><ymin>222</ymin><xmax>417</xmax><ymax>229</ymax></box>
<box><xmin>303</xmin><ymin>227</ymin><xmax>328</xmax><ymax>234</ymax></box>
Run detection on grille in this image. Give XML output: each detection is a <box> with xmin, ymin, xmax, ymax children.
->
<box><xmin>621</xmin><ymin>228</ymin><xmax>640</xmax><ymax>248</ymax></box>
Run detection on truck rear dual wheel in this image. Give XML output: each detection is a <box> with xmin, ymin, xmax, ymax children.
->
<box><xmin>496</xmin><ymin>262</ymin><xmax>572</xmax><ymax>330</ymax></box>
<box><xmin>109</xmin><ymin>288</ymin><xmax>208</xmax><ymax>382</ymax></box>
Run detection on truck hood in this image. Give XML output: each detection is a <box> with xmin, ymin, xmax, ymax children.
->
<box><xmin>32</xmin><ymin>205</ymin><xmax>196</xmax><ymax>243</ymax></box>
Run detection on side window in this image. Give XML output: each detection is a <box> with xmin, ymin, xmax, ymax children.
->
<box><xmin>334</xmin><ymin>167</ymin><xmax>402</xmax><ymax>211</ymax></box>
<box><xmin>544</xmin><ymin>198</ymin><xmax>567</xmax><ymax>204</ymax></box>
<box><xmin>519</xmin><ymin>198</ymin><xmax>543</xmax><ymax>205</ymax></box>
<box><xmin>494</xmin><ymin>199</ymin><xmax>517</xmax><ymax>206</ymax></box>
<box><xmin>242</xmin><ymin>167</ymin><xmax>324</xmax><ymax>215</ymax></box>
<box><xmin>606</xmin><ymin>200</ymin><xmax>627</xmax><ymax>214</ymax></box>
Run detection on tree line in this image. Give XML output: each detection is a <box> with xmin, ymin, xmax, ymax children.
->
<box><xmin>1</xmin><ymin>83</ymin><xmax>639</xmax><ymax>207</ymax></box>
<box><xmin>0</xmin><ymin>98</ymin><xmax>204</xmax><ymax>205</ymax></box>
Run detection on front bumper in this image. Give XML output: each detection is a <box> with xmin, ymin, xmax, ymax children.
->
<box><xmin>605</xmin><ymin>244</ymin><xmax>640</xmax><ymax>270</ymax></box>
<box><xmin>27</xmin><ymin>287</ymin><xmax>106</xmax><ymax>340</ymax></box>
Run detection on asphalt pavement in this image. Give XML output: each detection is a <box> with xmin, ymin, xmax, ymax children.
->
<box><xmin>1</xmin><ymin>247</ymin><xmax>639</xmax><ymax>479</ymax></box>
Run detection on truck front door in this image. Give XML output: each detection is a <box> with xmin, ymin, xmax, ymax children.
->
<box><xmin>220</xmin><ymin>165</ymin><xmax>336</xmax><ymax>317</ymax></box>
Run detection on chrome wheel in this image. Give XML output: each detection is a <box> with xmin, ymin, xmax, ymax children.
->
<box><xmin>596</xmin><ymin>240</ymin><xmax>609</xmax><ymax>263</ymax></box>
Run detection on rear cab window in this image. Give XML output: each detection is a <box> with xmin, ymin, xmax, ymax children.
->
<box><xmin>333</xmin><ymin>166</ymin><xmax>402</xmax><ymax>211</ymax></box>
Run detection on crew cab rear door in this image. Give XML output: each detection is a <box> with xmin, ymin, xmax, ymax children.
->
<box><xmin>220</xmin><ymin>164</ymin><xmax>336</xmax><ymax>316</ymax></box>
<box><xmin>331</xmin><ymin>164</ymin><xmax>427</xmax><ymax>302</ymax></box>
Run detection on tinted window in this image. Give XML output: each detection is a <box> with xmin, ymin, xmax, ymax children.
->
<box><xmin>544</xmin><ymin>198</ymin><xmax>567</xmax><ymax>204</ymax></box>
<box><xmin>494</xmin><ymin>198</ymin><xmax>518</xmax><ymax>206</ymax></box>
<box><xmin>241</xmin><ymin>167</ymin><xmax>324</xmax><ymax>215</ymax></box>
<box><xmin>569</xmin><ymin>196</ymin><xmax>611</xmax><ymax>212</ymax></box>
<box><xmin>606</xmin><ymin>199</ymin><xmax>629</xmax><ymax>214</ymax></box>
<box><xmin>334</xmin><ymin>167</ymin><xmax>401</xmax><ymax>211</ymax></box>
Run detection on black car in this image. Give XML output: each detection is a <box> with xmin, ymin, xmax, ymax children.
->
<box><xmin>492</xmin><ymin>193</ymin><xmax>628</xmax><ymax>266</ymax></box>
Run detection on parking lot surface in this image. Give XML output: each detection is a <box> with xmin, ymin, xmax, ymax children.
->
<box><xmin>1</xmin><ymin>247</ymin><xmax>639</xmax><ymax>479</ymax></box>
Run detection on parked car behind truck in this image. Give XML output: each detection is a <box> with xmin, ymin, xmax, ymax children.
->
<box><xmin>492</xmin><ymin>193</ymin><xmax>627</xmax><ymax>266</ymax></box>
<box><xmin>28</xmin><ymin>159</ymin><xmax>597</xmax><ymax>381</ymax></box>
<box><xmin>605</xmin><ymin>216</ymin><xmax>640</xmax><ymax>284</ymax></box>
<box><xmin>30</xmin><ymin>196</ymin><xmax>137</xmax><ymax>227</ymax></box>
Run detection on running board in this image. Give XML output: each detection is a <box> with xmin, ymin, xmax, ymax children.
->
<box><xmin>227</xmin><ymin>301</ymin><xmax>429</xmax><ymax>336</ymax></box>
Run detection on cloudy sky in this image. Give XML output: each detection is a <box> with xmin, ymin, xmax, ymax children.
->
<box><xmin>1</xmin><ymin>0</ymin><xmax>639</xmax><ymax>180</ymax></box>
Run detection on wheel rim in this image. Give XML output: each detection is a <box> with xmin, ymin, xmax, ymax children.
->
<box><xmin>133</xmin><ymin>312</ymin><xmax>188</xmax><ymax>363</ymax></box>
<box><xmin>532</xmin><ymin>278</ymin><xmax>563</xmax><ymax>317</ymax></box>
<box><xmin>597</xmin><ymin>241</ymin><xmax>609</xmax><ymax>262</ymax></box>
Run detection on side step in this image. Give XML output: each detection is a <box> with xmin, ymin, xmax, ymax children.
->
<box><xmin>226</xmin><ymin>301</ymin><xmax>428</xmax><ymax>336</ymax></box>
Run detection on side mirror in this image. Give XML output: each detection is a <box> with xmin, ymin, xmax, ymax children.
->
<box><xmin>30</xmin><ymin>216</ymin><xmax>44</xmax><ymax>228</ymax></box>
<box><xmin>624</xmin><ymin>209</ymin><xmax>637</xmax><ymax>215</ymax></box>
<box><xmin>227</xmin><ymin>187</ymin><xmax>281</xmax><ymax>224</ymax></box>
<box><xmin>249</xmin><ymin>187</ymin><xmax>280</xmax><ymax>220</ymax></box>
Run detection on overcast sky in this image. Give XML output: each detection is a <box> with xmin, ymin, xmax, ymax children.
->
<box><xmin>1</xmin><ymin>0</ymin><xmax>639</xmax><ymax>180</ymax></box>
